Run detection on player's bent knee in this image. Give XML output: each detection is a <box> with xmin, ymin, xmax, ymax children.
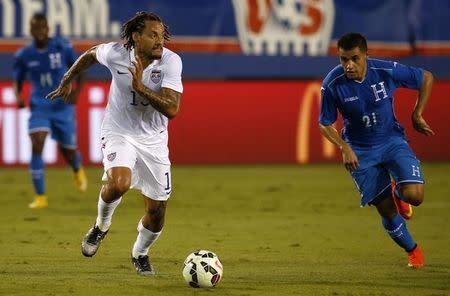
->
<box><xmin>400</xmin><ymin>185</ymin><xmax>424</xmax><ymax>206</ymax></box>
<box><xmin>108</xmin><ymin>176</ymin><xmax>131</xmax><ymax>196</ymax></box>
<box><xmin>408</xmin><ymin>195</ymin><xmax>424</xmax><ymax>207</ymax></box>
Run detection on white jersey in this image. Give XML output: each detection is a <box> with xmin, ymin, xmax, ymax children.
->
<box><xmin>96</xmin><ymin>42</ymin><xmax>183</xmax><ymax>146</ymax></box>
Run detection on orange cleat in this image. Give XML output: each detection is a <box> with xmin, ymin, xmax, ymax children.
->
<box><xmin>391</xmin><ymin>181</ymin><xmax>413</xmax><ymax>220</ymax></box>
<box><xmin>407</xmin><ymin>245</ymin><xmax>424</xmax><ymax>269</ymax></box>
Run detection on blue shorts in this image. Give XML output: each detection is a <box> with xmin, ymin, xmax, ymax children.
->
<box><xmin>28</xmin><ymin>107</ymin><xmax>77</xmax><ymax>148</ymax></box>
<box><xmin>350</xmin><ymin>136</ymin><xmax>424</xmax><ymax>206</ymax></box>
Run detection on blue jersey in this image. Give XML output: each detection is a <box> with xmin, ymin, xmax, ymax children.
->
<box><xmin>319</xmin><ymin>58</ymin><xmax>424</xmax><ymax>147</ymax></box>
<box><xmin>13</xmin><ymin>37</ymin><xmax>77</xmax><ymax>112</ymax></box>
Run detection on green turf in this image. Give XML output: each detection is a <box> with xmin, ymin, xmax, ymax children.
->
<box><xmin>0</xmin><ymin>164</ymin><xmax>449</xmax><ymax>296</ymax></box>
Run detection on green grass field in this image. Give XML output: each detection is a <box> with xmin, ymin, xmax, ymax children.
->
<box><xmin>1</xmin><ymin>164</ymin><xmax>449</xmax><ymax>296</ymax></box>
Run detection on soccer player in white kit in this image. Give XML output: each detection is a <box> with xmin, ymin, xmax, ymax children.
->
<box><xmin>47</xmin><ymin>12</ymin><xmax>183</xmax><ymax>276</ymax></box>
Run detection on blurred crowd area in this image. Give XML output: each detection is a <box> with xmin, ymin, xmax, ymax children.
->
<box><xmin>0</xmin><ymin>0</ymin><xmax>449</xmax><ymax>79</ymax></box>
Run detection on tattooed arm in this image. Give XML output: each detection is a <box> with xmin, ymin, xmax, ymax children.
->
<box><xmin>134</xmin><ymin>87</ymin><xmax>181</xmax><ymax>119</ymax></box>
<box><xmin>47</xmin><ymin>46</ymin><xmax>99</xmax><ymax>100</ymax></box>
<box><xmin>129</xmin><ymin>55</ymin><xmax>181</xmax><ymax>119</ymax></box>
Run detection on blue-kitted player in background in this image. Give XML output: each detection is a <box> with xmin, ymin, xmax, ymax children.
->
<box><xmin>319</xmin><ymin>32</ymin><xmax>434</xmax><ymax>268</ymax></box>
<box><xmin>13</xmin><ymin>13</ymin><xmax>88</xmax><ymax>209</ymax></box>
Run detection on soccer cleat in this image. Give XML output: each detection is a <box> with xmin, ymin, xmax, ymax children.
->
<box><xmin>81</xmin><ymin>225</ymin><xmax>108</xmax><ymax>257</ymax></box>
<box><xmin>407</xmin><ymin>245</ymin><xmax>424</xmax><ymax>269</ymax></box>
<box><xmin>391</xmin><ymin>181</ymin><xmax>413</xmax><ymax>220</ymax></box>
<box><xmin>28</xmin><ymin>195</ymin><xmax>48</xmax><ymax>209</ymax></box>
<box><xmin>131</xmin><ymin>255</ymin><xmax>156</xmax><ymax>276</ymax></box>
<box><xmin>74</xmin><ymin>167</ymin><xmax>88</xmax><ymax>192</ymax></box>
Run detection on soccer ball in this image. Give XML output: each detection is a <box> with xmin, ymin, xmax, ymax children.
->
<box><xmin>182</xmin><ymin>250</ymin><xmax>223</xmax><ymax>288</ymax></box>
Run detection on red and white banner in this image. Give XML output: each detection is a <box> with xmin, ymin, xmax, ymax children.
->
<box><xmin>0</xmin><ymin>81</ymin><xmax>449</xmax><ymax>166</ymax></box>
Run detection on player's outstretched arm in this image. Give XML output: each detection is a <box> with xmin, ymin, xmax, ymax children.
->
<box><xmin>129</xmin><ymin>55</ymin><xmax>181</xmax><ymax>119</ymax></box>
<box><xmin>412</xmin><ymin>70</ymin><xmax>435</xmax><ymax>136</ymax></box>
<box><xmin>319</xmin><ymin>123</ymin><xmax>359</xmax><ymax>171</ymax></box>
<box><xmin>47</xmin><ymin>46</ymin><xmax>99</xmax><ymax>101</ymax></box>
<box><xmin>66</xmin><ymin>69</ymin><xmax>85</xmax><ymax>104</ymax></box>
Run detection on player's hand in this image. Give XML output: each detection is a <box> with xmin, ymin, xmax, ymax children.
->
<box><xmin>47</xmin><ymin>82</ymin><xmax>72</xmax><ymax>101</ymax></box>
<box><xmin>412</xmin><ymin>114</ymin><xmax>435</xmax><ymax>136</ymax></box>
<box><xmin>341</xmin><ymin>144</ymin><xmax>359</xmax><ymax>172</ymax></box>
<box><xmin>17</xmin><ymin>98</ymin><xmax>26</xmax><ymax>108</ymax></box>
<box><xmin>129</xmin><ymin>54</ymin><xmax>144</xmax><ymax>92</ymax></box>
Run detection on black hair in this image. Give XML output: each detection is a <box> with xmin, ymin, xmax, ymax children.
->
<box><xmin>337</xmin><ymin>32</ymin><xmax>367</xmax><ymax>52</ymax></box>
<box><xmin>121</xmin><ymin>11</ymin><xmax>171</xmax><ymax>50</ymax></box>
<box><xmin>31</xmin><ymin>13</ymin><xmax>47</xmax><ymax>22</ymax></box>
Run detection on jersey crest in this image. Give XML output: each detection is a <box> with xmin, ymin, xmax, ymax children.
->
<box><xmin>107</xmin><ymin>152</ymin><xmax>116</xmax><ymax>162</ymax></box>
<box><xmin>150</xmin><ymin>70</ymin><xmax>161</xmax><ymax>84</ymax></box>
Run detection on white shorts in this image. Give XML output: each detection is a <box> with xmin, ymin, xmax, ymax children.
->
<box><xmin>101</xmin><ymin>134</ymin><xmax>172</xmax><ymax>200</ymax></box>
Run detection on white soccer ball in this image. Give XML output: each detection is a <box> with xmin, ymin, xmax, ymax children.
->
<box><xmin>182</xmin><ymin>250</ymin><xmax>223</xmax><ymax>288</ymax></box>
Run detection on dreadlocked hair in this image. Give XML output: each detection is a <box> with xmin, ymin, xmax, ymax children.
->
<box><xmin>121</xmin><ymin>11</ymin><xmax>171</xmax><ymax>51</ymax></box>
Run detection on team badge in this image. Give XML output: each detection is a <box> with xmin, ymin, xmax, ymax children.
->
<box><xmin>231</xmin><ymin>0</ymin><xmax>335</xmax><ymax>56</ymax></box>
<box><xmin>107</xmin><ymin>152</ymin><xmax>116</xmax><ymax>161</ymax></box>
<box><xmin>150</xmin><ymin>70</ymin><xmax>162</xmax><ymax>83</ymax></box>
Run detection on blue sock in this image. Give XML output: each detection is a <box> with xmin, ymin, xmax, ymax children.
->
<box><xmin>382</xmin><ymin>214</ymin><xmax>416</xmax><ymax>252</ymax></box>
<box><xmin>71</xmin><ymin>150</ymin><xmax>82</xmax><ymax>171</ymax></box>
<box><xmin>30</xmin><ymin>154</ymin><xmax>45</xmax><ymax>195</ymax></box>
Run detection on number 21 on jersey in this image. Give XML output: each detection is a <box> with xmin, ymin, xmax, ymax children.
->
<box><xmin>362</xmin><ymin>112</ymin><xmax>377</xmax><ymax>128</ymax></box>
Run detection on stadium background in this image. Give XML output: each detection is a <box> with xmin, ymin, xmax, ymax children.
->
<box><xmin>0</xmin><ymin>0</ymin><xmax>449</xmax><ymax>166</ymax></box>
<box><xmin>1</xmin><ymin>2</ymin><xmax>450</xmax><ymax>295</ymax></box>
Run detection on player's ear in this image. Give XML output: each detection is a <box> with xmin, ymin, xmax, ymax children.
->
<box><xmin>132</xmin><ymin>32</ymin><xmax>140</xmax><ymax>43</ymax></box>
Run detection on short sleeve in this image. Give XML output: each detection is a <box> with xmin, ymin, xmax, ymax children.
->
<box><xmin>162</xmin><ymin>54</ymin><xmax>183</xmax><ymax>93</ymax></box>
<box><xmin>12</xmin><ymin>50</ymin><xmax>26</xmax><ymax>82</ymax></box>
<box><xmin>318</xmin><ymin>85</ymin><xmax>338</xmax><ymax>126</ymax></box>
<box><xmin>96</xmin><ymin>42</ymin><xmax>115</xmax><ymax>67</ymax></box>
<box><xmin>392</xmin><ymin>61</ymin><xmax>424</xmax><ymax>90</ymax></box>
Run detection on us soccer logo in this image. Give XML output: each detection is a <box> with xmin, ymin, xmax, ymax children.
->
<box><xmin>232</xmin><ymin>0</ymin><xmax>335</xmax><ymax>56</ymax></box>
<box><xmin>151</xmin><ymin>70</ymin><xmax>162</xmax><ymax>83</ymax></box>
<box><xmin>107</xmin><ymin>152</ymin><xmax>116</xmax><ymax>162</ymax></box>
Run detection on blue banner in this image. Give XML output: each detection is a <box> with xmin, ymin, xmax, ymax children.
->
<box><xmin>1</xmin><ymin>0</ymin><xmax>450</xmax><ymax>79</ymax></box>
<box><xmin>1</xmin><ymin>0</ymin><xmax>449</xmax><ymax>46</ymax></box>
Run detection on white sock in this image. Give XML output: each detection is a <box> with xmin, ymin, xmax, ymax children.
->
<box><xmin>95</xmin><ymin>193</ymin><xmax>122</xmax><ymax>232</ymax></box>
<box><xmin>132</xmin><ymin>219</ymin><xmax>161</xmax><ymax>258</ymax></box>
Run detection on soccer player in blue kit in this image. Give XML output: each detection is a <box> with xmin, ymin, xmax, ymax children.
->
<box><xmin>319</xmin><ymin>33</ymin><xmax>434</xmax><ymax>268</ymax></box>
<box><xmin>13</xmin><ymin>13</ymin><xmax>87</xmax><ymax>208</ymax></box>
